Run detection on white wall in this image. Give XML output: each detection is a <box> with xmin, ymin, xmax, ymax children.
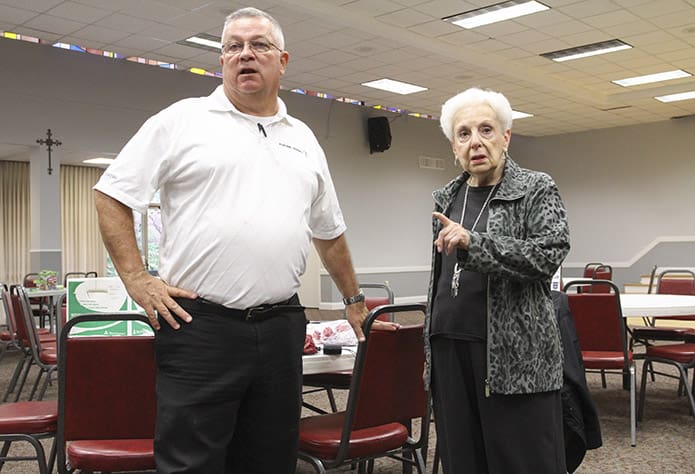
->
<box><xmin>513</xmin><ymin>117</ymin><xmax>695</xmax><ymax>268</ymax></box>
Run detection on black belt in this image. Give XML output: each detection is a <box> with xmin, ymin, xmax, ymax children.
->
<box><xmin>175</xmin><ymin>294</ymin><xmax>305</xmax><ymax>321</ymax></box>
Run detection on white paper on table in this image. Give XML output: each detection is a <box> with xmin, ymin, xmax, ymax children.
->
<box><xmin>306</xmin><ymin>320</ymin><xmax>357</xmax><ymax>347</ymax></box>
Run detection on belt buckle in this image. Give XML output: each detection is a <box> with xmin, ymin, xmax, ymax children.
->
<box><xmin>245</xmin><ymin>305</ymin><xmax>268</xmax><ymax>320</ymax></box>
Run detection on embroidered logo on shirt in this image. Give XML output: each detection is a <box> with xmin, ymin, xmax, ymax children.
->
<box><xmin>278</xmin><ymin>142</ymin><xmax>307</xmax><ymax>156</ymax></box>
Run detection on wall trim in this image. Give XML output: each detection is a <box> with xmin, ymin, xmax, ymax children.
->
<box><xmin>319</xmin><ymin>265</ymin><xmax>430</xmax><ymax>275</ymax></box>
<box><xmin>564</xmin><ymin>235</ymin><xmax>695</xmax><ymax>269</ymax></box>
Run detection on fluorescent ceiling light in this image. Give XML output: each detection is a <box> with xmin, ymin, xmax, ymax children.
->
<box><xmin>443</xmin><ymin>1</ymin><xmax>549</xmax><ymax>29</ymax></box>
<box><xmin>655</xmin><ymin>90</ymin><xmax>695</xmax><ymax>103</ymax></box>
<box><xmin>179</xmin><ymin>33</ymin><xmax>222</xmax><ymax>52</ymax></box>
<box><xmin>512</xmin><ymin>110</ymin><xmax>533</xmax><ymax>120</ymax></box>
<box><xmin>83</xmin><ymin>157</ymin><xmax>115</xmax><ymax>165</ymax></box>
<box><xmin>541</xmin><ymin>39</ymin><xmax>631</xmax><ymax>62</ymax></box>
<box><xmin>361</xmin><ymin>78</ymin><xmax>428</xmax><ymax>95</ymax></box>
<box><xmin>612</xmin><ymin>69</ymin><xmax>692</xmax><ymax>87</ymax></box>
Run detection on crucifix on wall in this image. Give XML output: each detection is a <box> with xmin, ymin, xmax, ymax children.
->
<box><xmin>36</xmin><ymin>128</ymin><xmax>62</xmax><ymax>175</ymax></box>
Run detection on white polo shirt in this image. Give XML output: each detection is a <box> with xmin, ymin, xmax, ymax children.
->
<box><xmin>95</xmin><ymin>85</ymin><xmax>346</xmax><ymax>308</ymax></box>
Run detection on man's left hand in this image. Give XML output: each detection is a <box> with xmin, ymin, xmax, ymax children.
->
<box><xmin>345</xmin><ymin>302</ymin><xmax>400</xmax><ymax>342</ymax></box>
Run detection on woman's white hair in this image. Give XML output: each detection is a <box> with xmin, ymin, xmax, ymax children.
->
<box><xmin>439</xmin><ymin>87</ymin><xmax>513</xmax><ymax>142</ymax></box>
<box><xmin>221</xmin><ymin>7</ymin><xmax>285</xmax><ymax>50</ymax></box>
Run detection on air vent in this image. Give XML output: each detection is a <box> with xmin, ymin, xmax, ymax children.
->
<box><xmin>419</xmin><ymin>155</ymin><xmax>445</xmax><ymax>170</ymax></box>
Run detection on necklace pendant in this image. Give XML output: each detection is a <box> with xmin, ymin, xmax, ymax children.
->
<box><xmin>451</xmin><ymin>262</ymin><xmax>462</xmax><ymax>297</ymax></box>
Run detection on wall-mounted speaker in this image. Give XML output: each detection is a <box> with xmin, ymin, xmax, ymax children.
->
<box><xmin>367</xmin><ymin>116</ymin><xmax>391</xmax><ymax>154</ymax></box>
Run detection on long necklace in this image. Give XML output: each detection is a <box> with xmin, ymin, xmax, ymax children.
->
<box><xmin>451</xmin><ymin>182</ymin><xmax>498</xmax><ymax>297</ymax></box>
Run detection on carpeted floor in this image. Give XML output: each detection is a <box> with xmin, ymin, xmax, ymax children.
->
<box><xmin>1</xmin><ymin>309</ymin><xmax>693</xmax><ymax>473</ymax></box>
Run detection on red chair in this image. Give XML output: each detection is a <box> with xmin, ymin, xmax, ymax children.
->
<box><xmin>0</xmin><ymin>400</ymin><xmax>58</xmax><ymax>473</ymax></box>
<box><xmin>298</xmin><ymin>303</ymin><xmax>429</xmax><ymax>473</ymax></box>
<box><xmin>637</xmin><ymin>330</ymin><xmax>695</xmax><ymax>421</ymax></box>
<box><xmin>632</xmin><ymin>270</ymin><xmax>695</xmax><ymax>388</ymax></box>
<box><xmin>302</xmin><ymin>283</ymin><xmax>394</xmax><ymax>414</ymax></box>
<box><xmin>57</xmin><ymin>313</ymin><xmax>156</xmax><ymax>473</ymax></box>
<box><xmin>564</xmin><ymin>279</ymin><xmax>636</xmax><ymax>447</ymax></box>
<box><xmin>4</xmin><ymin>286</ymin><xmax>57</xmax><ymax>402</ymax></box>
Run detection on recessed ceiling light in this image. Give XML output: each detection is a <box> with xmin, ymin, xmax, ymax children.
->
<box><xmin>612</xmin><ymin>69</ymin><xmax>692</xmax><ymax>87</ymax></box>
<box><xmin>655</xmin><ymin>90</ymin><xmax>695</xmax><ymax>103</ymax></box>
<box><xmin>83</xmin><ymin>157</ymin><xmax>115</xmax><ymax>165</ymax></box>
<box><xmin>361</xmin><ymin>78</ymin><xmax>428</xmax><ymax>95</ymax></box>
<box><xmin>512</xmin><ymin>110</ymin><xmax>533</xmax><ymax>120</ymax></box>
<box><xmin>179</xmin><ymin>33</ymin><xmax>222</xmax><ymax>53</ymax></box>
<box><xmin>443</xmin><ymin>1</ymin><xmax>550</xmax><ymax>29</ymax></box>
<box><xmin>541</xmin><ymin>39</ymin><xmax>632</xmax><ymax>62</ymax></box>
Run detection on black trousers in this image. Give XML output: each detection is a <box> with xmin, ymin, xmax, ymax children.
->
<box><xmin>153</xmin><ymin>297</ymin><xmax>307</xmax><ymax>473</ymax></box>
<box><xmin>431</xmin><ymin>337</ymin><xmax>566</xmax><ymax>474</ymax></box>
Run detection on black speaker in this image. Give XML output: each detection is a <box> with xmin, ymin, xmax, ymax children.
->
<box><xmin>367</xmin><ymin>116</ymin><xmax>391</xmax><ymax>153</ymax></box>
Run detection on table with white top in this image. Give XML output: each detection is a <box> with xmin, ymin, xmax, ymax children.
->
<box><xmin>619</xmin><ymin>293</ymin><xmax>695</xmax><ymax>319</ymax></box>
<box><xmin>302</xmin><ymin>347</ymin><xmax>357</xmax><ymax>375</ymax></box>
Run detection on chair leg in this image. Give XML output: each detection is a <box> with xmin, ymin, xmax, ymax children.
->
<box><xmin>2</xmin><ymin>351</ymin><xmax>30</xmax><ymax>402</ymax></box>
<box><xmin>601</xmin><ymin>369</ymin><xmax>607</xmax><ymax>388</ymax></box>
<box><xmin>325</xmin><ymin>388</ymin><xmax>338</xmax><ymax>413</ymax></box>
<box><xmin>674</xmin><ymin>365</ymin><xmax>695</xmax><ymax>418</ymax></box>
<box><xmin>13</xmin><ymin>357</ymin><xmax>35</xmax><ymax>402</ymax></box>
<box><xmin>0</xmin><ymin>440</ymin><xmax>12</xmax><ymax>470</ymax></box>
<box><xmin>629</xmin><ymin>363</ymin><xmax>636</xmax><ymax>447</ymax></box>
<box><xmin>638</xmin><ymin>359</ymin><xmax>649</xmax><ymax>422</ymax></box>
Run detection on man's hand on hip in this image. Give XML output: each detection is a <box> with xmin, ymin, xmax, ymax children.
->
<box><xmin>121</xmin><ymin>270</ymin><xmax>197</xmax><ymax>330</ymax></box>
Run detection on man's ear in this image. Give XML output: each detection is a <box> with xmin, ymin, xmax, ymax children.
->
<box><xmin>279</xmin><ymin>51</ymin><xmax>289</xmax><ymax>74</ymax></box>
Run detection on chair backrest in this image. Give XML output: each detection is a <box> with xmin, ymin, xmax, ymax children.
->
<box><xmin>57</xmin><ymin>314</ymin><xmax>156</xmax><ymax>468</ymax></box>
<box><xmin>63</xmin><ymin>272</ymin><xmax>88</xmax><ymax>287</ymax></box>
<box><xmin>655</xmin><ymin>269</ymin><xmax>695</xmax><ymax>321</ymax></box>
<box><xmin>590</xmin><ymin>264</ymin><xmax>613</xmax><ymax>293</ymax></box>
<box><xmin>359</xmin><ymin>283</ymin><xmax>395</xmax><ymax>322</ymax></box>
<box><xmin>337</xmin><ymin>304</ymin><xmax>428</xmax><ymax>458</ymax></box>
<box><xmin>583</xmin><ymin>263</ymin><xmax>603</xmax><ymax>278</ymax></box>
<box><xmin>23</xmin><ymin>273</ymin><xmax>39</xmax><ymax>288</ymax></box>
<box><xmin>9</xmin><ymin>286</ymin><xmax>41</xmax><ymax>351</ymax></box>
<box><xmin>564</xmin><ymin>280</ymin><xmax>629</xmax><ymax>362</ymax></box>
<box><xmin>0</xmin><ymin>285</ymin><xmax>20</xmax><ymax>345</ymax></box>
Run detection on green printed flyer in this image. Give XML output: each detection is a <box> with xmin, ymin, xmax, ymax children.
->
<box><xmin>66</xmin><ymin>277</ymin><xmax>152</xmax><ymax>336</ymax></box>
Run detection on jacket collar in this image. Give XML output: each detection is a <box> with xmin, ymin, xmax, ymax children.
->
<box><xmin>432</xmin><ymin>156</ymin><xmax>526</xmax><ymax>210</ymax></box>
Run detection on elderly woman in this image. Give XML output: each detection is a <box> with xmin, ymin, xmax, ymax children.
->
<box><xmin>426</xmin><ymin>87</ymin><xmax>570</xmax><ymax>473</ymax></box>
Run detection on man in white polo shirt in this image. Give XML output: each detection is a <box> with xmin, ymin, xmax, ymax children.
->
<box><xmin>93</xmin><ymin>7</ymin><xmax>394</xmax><ymax>473</ymax></box>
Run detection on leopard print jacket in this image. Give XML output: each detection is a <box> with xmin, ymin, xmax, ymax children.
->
<box><xmin>425</xmin><ymin>157</ymin><xmax>570</xmax><ymax>395</ymax></box>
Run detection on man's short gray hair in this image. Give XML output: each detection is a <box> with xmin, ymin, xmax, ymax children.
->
<box><xmin>222</xmin><ymin>7</ymin><xmax>285</xmax><ymax>50</ymax></box>
<box><xmin>440</xmin><ymin>88</ymin><xmax>513</xmax><ymax>143</ymax></box>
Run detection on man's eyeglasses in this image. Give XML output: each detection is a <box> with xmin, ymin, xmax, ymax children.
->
<box><xmin>221</xmin><ymin>39</ymin><xmax>281</xmax><ymax>56</ymax></box>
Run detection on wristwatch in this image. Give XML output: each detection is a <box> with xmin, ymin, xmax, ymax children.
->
<box><xmin>342</xmin><ymin>291</ymin><xmax>365</xmax><ymax>306</ymax></box>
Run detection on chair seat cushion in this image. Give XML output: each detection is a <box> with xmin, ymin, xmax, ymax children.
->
<box><xmin>39</xmin><ymin>347</ymin><xmax>58</xmax><ymax>364</ymax></box>
<box><xmin>582</xmin><ymin>350</ymin><xmax>632</xmax><ymax>369</ymax></box>
<box><xmin>299</xmin><ymin>412</ymin><xmax>408</xmax><ymax>460</ymax></box>
<box><xmin>633</xmin><ymin>327</ymin><xmax>695</xmax><ymax>342</ymax></box>
<box><xmin>303</xmin><ymin>371</ymin><xmax>353</xmax><ymax>389</ymax></box>
<box><xmin>0</xmin><ymin>400</ymin><xmax>57</xmax><ymax>434</ymax></box>
<box><xmin>646</xmin><ymin>343</ymin><xmax>695</xmax><ymax>364</ymax></box>
<box><xmin>67</xmin><ymin>439</ymin><xmax>155</xmax><ymax>471</ymax></box>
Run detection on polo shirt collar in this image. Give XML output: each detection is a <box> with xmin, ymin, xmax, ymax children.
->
<box><xmin>206</xmin><ymin>85</ymin><xmax>289</xmax><ymax>123</ymax></box>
